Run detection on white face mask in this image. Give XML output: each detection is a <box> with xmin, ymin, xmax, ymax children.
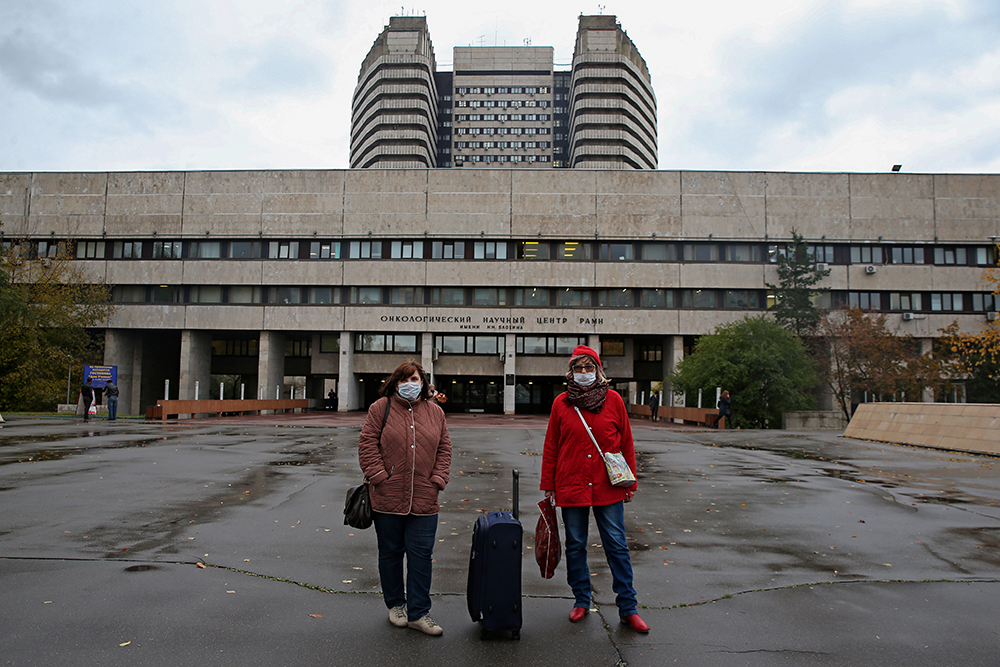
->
<box><xmin>397</xmin><ymin>381</ymin><xmax>422</xmax><ymax>401</ymax></box>
<box><xmin>573</xmin><ymin>372</ymin><xmax>597</xmax><ymax>387</ymax></box>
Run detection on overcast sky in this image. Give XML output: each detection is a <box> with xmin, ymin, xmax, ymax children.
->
<box><xmin>2</xmin><ymin>0</ymin><xmax>999</xmax><ymax>174</ymax></box>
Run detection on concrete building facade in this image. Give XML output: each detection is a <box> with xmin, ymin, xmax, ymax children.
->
<box><xmin>1</xmin><ymin>169</ymin><xmax>997</xmax><ymax>416</ymax></box>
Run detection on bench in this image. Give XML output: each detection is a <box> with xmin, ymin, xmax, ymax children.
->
<box><xmin>630</xmin><ymin>404</ymin><xmax>724</xmax><ymax>428</ymax></box>
<box><xmin>148</xmin><ymin>399</ymin><xmax>311</xmax><ymax>420</ymax></box>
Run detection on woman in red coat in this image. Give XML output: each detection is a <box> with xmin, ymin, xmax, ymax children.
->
<box><xmin>540</xmin><ymin>345</ymin><xmax>649</xmax><ymax>633</ymax></box>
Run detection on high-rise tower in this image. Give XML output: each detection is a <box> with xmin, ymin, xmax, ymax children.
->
<box><xmin>351</xmin><ymin>16</ymin><xmax>439</xmax><ymax>168</ymax></box>
<box><xmin>569</xmin><ymin>15</ymin><xmax>657</xmax><ymax>169</ymax></box>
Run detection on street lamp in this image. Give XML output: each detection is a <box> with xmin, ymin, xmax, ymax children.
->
<box><xmin>65</xmin><ymin>353</ymin><xmax>73</xmax><ymax>405</ymax></box>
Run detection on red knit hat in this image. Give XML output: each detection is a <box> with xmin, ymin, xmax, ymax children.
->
<box><xmin>570</xmin><ymin>344</ymin><xmax>602</xmax><ymax>369</ymax></box>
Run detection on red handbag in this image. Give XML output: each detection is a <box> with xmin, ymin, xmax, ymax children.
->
<box><xmin>534</xmin><ymin>497</ymin><xmax>561</xmax><ymax>579</ymax></box>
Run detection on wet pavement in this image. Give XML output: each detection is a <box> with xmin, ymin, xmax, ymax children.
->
<box><xmin>1</xmin><ymin>413</ymin><xmax>999</xmax><ymax>666</ymax></box>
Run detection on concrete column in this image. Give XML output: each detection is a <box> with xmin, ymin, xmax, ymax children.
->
<box><xmin>587</xmin><ymin>334</ymin><xmax>600</xmax><ymax>355</ymax></box>
<box><xmin>504</xmin><ymin>333</ymin><xmax>516</xmax><ymax>415</ymax></box>
<box><xmin>258</xmin><ymin>331</ymin><xmax>286</xmax><ymax>402</ymax></box>
<box><xmin>104</xmin><ymin>329</ymin><xmax>141</xmax><ymax>416</ymax></box>
<box><xmin>666</xmin><ymin>335</ymin><xmax>685</xmax><ymax>421</ymax></box>
<box><xmin>920</xmin><ymin>338</ymin><xmax>934</xmax><ymax>403</ymax></box>
<box><xmin>660</xmin><ymin>335</ymin><xmax>672</xmax><ymax>392</ymax></box>
<box><xmin>179</xmin><ymin>330</ymin><xmax>212</xmax><ymax>400</ymax></box>
<box><xmin>421</xmin><ymin>332</ymin><xmax>435</xmax><ymax>387</ymax></box>
<box><xmin>338</xmin><ymin>331</ymin><xmax>356</xmax><ymax>411</ymax></box>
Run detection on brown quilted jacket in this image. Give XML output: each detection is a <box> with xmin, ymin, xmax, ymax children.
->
<box><xmin>358</xmin><ymin>395</ymin><xmax>452</xmax><ymax>516</ymax></box>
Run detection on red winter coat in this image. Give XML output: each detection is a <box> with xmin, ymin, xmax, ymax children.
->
<box><xmin>540</xmin><ymin>389</ymin><xmax>637</xmax><ymax>507</ymax></box>
<box><xmin>358</xmin><ymin>395</ymin><xmax>452</xmax><ymax>516</ymax></box>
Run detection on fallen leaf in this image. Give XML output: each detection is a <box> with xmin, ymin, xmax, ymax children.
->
<box><xmin>309</xmin><ymin>614</ymin><xmax>323</xmax><ymax>619</ymax></box>
<box><xmin>119</xmin><ymin>641</ymin><xmax>131</xmax><ymax>647</ymax></box>
<box><xmin>196</xmin><ymin>563</ymin><xmax>206</xmax><ymax>569</ymax></box>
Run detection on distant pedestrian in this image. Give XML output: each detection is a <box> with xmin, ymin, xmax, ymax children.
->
<box><xmin>81</xmin><ymin>377</ymin><xmax>94</xmax><ymax>422</ymax></box>
<box><xmin>327</xmin><ymin>389</ymin><xmax>336</xmax><ymax>410</ymax></box>
<box><xmin>648</xmin><ymin>391</ymin><xmax>659</xmax><ymax>422</ymax></box>
<box><xmin>105</xmin><ymin>380</ymin><xmax>120</xmax><ymax>421</ymax></box>
<box><xmin>712</xmin><ymin>390</ymin><xmax>731</xmax><ymax>429</ymax></box>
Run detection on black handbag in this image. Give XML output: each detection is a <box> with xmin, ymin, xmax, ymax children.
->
<box><xmin>343</xmin><ymin>398</ymin><xmax>390</xmax><ymax>529</ymax></box>
<box><xmin>344</xmin><ymin>483</ymin><xmax>372</xmax><ymax>529</ymax></box>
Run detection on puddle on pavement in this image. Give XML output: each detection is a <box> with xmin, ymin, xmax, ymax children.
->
<box><xmin>124</xmin><ymin>564</ymin><xmax>161</xmax><ymax>573</ymax></box>
<box><xmin>0</xmin><ymin>440</ymin><xmax>162</xmax><ymax>466</ymax></box>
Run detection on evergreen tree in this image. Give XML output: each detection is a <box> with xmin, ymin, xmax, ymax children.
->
<box><xmin>766</xmin><ymin>229</ymin><xmax>831</xmax><ymax>338</ymax></box>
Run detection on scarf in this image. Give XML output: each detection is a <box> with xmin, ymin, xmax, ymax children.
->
<box><xmin>565</xmin><ymin>378</ymin><xmax>609</xmax><ymax>413</ymax></box>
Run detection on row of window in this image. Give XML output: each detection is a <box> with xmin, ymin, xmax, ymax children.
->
<box><xmin>455</xmin><ymin>126</ymin><xmax>551</xmax><ymax>135</ymax></box>
<box><xmin>456</xmin><ymin>99</ymin><xmax>551</xmax><ymax>109</ymax></box>
<box><xmin>10</xmin><ymin>239</ymin><xmax>995</xmax><ymax>267</ymax></box>
<box><xmin>455</xmin><ymin>154</ymin><xmax>551</xmax><ymax>164</ymax></box>
<box><xmin>455</xmin><ymin>113</ymin><xmax>552</xmax><ymax>122</ymax></box>
<box><xmin>455</xmin><ymin>141</ymin><xmax>551</xmax><ymax>150</ymax></box>
<box><xmin>354</xmin><ymin>333</ymin><xmax>588</xmax><ymax>355</ymax></box>
<box><xmin>809</xmin><ymin>244</ymin><xmax>995</xmax><ymax>266</ymax></box>
<box><xmin>212</xmin><ymin>337</ymin><xmax>313</xmax><ymax>357</ymax></box>
<box><xmin>456</xmin><ymin>86</ymin><xmax>550</xmax><ymax>95</ymax></box>
<box><xmin>212</xmin><ymin>333</ymin><xmax>586</xmax><ymax>358</ymax></box>
<box><xmin>108</xmin><ymin>284</ymin><xmax>997</xmax><ymax>313</ymax></box>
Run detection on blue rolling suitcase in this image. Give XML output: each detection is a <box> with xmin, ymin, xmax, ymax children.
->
<box><xmin>467</xmin><ymin>469</ymin><xmax>522</xmax><ymax>640</ymax></box>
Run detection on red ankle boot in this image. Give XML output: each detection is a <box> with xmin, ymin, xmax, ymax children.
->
<box><xmin>622</xmin><ymin>614</ymin><xmax>649</xmax><ymax>633</ymax></box>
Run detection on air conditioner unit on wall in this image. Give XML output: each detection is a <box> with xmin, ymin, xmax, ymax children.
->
<box><xmin>865</xmin><ymin>265</ymin><xmax>878</xmax><ymax>274</ymax></box>
<box><xmin>816</xmin><ymin>263</ymin><xmax>829</xmax><ymax>272</ymax></box>
<box><xmin>902</xmin><ymin>312</ymin><xmax>915</xmax><ymax>321</ymax></box>
<box><xmin>988</xmin><ymin>312</ymin><xmax>998</xmax><ymax>322</ymax></box>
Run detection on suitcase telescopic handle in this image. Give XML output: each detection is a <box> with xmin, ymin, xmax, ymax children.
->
<box><xmin>512</xmin><ymin>469</ymin><xmax>519</xmax><ymax>520</ymax></box>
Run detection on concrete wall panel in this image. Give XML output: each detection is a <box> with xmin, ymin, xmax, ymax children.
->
<box><xmin>185</xmin><ymin>306</ymin><xmax>264</xmax><ymax>330</ymax></box>
<box><xmin>263</xmin><ymin>170</ymin><xmax>345</xmax><ymax>194</ymax></box>
<box><xmin>850</xmin><ymin>174</ymin><xmax>933</xmax><ymax>199</ymax></box>
<box><xmin>263</xmin><ymin>306</ymin><xmax>345</xmax><ymax>331</ymax></box>
<box><xmin>262</xmin><ymin>260</ymin><xmax>343</xmax><ymax>285</ymax></box>
<box><xmin>106</xmin><ymin>261</ymin><xmax>184</xmax><ymax>285</ymax></box>
<box><xmin>184</xmin><ymin>171</ymin><xmax>266</xmax><ymax>194</ymax></box>
<box><xmin>344</xmin><ymin>260</ymin><xmax>424</xmax><ymax>285</ymax></box>
<box><xmin>105</xmin><ymin>305</ymin><xmax>187</xmax><ymax>329</ymax></box>
<box><xmin>512</xmin><ymin>262</ymin><xmax>593</xmax><ymax>287</ymax></box>
<box><xmin>679</xmin><ymin>263</ymin><xmax>765</xmax><ymax>288</ymax></box>
<box><xmin>184</xmin><ymin>260</ymin><xmax>264</xmax><ymax>285</ymax></box>
<box><xmin>425</xmin><ymin>262</ymin><xmax>510</xmax><ymax>286</ymax></box>
<box><xmin>107</xmin><ymin>172</ymin><xmax>186</xmax><ymax>196</ymax></box>
<box><xmin>595</xmin><ymin>262</ymin><xmax>680</xmax><ymax>288</ymax></box>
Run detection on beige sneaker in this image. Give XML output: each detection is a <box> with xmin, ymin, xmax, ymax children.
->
<box><xmin>388</xmin><ymin>605</ymin><xmax>408</xmax><ymax>628</ymax></box>
<box><xmin>407</xmin><ymin>614</ymin><xmax>444</xmax><ymax>636</ymax></box>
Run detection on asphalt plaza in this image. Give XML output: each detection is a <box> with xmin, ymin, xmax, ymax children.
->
<box><xmin>1</xmin><ymin>413</ymin><xmax>998</xmax><ymax>666</ymax></box>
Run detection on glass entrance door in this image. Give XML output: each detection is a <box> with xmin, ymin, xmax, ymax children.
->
<box><xmin>436</xmin><ymin>377</ymin><xmax>503</xmax><ymax>413</ymax></box>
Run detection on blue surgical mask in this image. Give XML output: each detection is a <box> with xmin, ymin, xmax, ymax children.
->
<box><xmin>573</xmin><ymin>372</ymin><xmax>597</xmax><ymax>387</ymax></box>
<box><xmin>397</xmin><ymin>381</ymin><xmax>422</xmax><ymax>401</ymax></box>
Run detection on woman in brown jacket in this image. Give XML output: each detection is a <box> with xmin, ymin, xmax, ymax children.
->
<box><xmin>358</xmin><ymin>360</ymin><xmax>452</xmax><ymax>636</ymax></box>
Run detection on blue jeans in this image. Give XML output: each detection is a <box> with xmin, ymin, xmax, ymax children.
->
<box><xmin>372</xmin><ymin>512</ymin><xmax>438</xmax><ymax>621</ymax></box>
<box><xmin>107</xmin><ymin>396</ymin><xmax>118</xmax><ymax>421</ymax></box>
<box><xmin>561</xmin><ymin>502</ymin><xmax>638</xmax><ymax>617</ymax></box>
